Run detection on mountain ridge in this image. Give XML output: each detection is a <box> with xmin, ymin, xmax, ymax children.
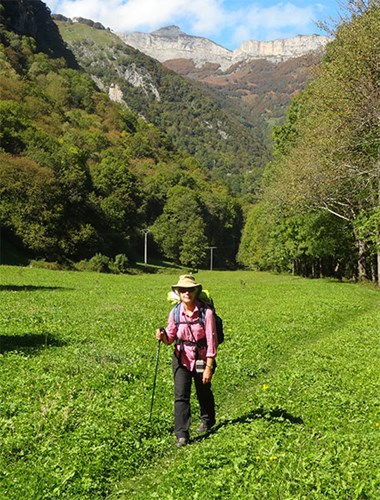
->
<box><xmin>117</xmin><ymin>25</ymin><xmax>331</xmax><ymax>69</ymax></box>
<box><xmin>57</xmin><ymin>17</ymin><xmax>323</xmax><ymax>167</ymax></box>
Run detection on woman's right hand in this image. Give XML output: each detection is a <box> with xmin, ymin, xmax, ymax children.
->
<box><xmin>155</xmin><ymin>328</ymin><xmax>167</xmax><ymax>342</ymax></box>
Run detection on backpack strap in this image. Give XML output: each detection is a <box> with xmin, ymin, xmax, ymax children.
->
<box><xmin>197</xmin><ymin>302</ymin><xmax>206</xmax><ymax>329</ymax></box>
<box><xmin>173</xmin><ymin>302</ymin><xmax>181</xmax><ymax>327</ymax></box>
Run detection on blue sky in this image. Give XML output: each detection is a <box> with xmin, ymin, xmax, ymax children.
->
<box><xmin>46</xmin><ymin>0</ymin><xmax>342</xmax><ymax>49</ymax></box>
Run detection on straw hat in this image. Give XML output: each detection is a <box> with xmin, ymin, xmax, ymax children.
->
<box><xmin>171</xmin><ymin>274</ymin><xmax>202</xmax><ymax>293</ymax></box>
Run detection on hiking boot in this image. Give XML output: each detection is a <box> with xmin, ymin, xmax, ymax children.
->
<box><xmin>175</xmin><ymin>437</ymin><xmax>188</xmax><ymax>447</ymax></box>
<box><xmin>197</xmin><ymin>422</ymin><xmax>212</xmax><ymax>433</ymax></box>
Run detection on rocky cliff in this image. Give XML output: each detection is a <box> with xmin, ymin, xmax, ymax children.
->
<box><xmin>0</xmin><ymin>0</ymin><xmax>78</xmax><ymax>67</ymax></box>
<box><xmin>233</xmin><ymin>34</ymin><xmax>330</xmax><ymax>63</ymax></box>
<box><xmin>118</xmin><ymin>26</ymin><xmax>232</xmax><ymax>69</ymax></box>
<box><xmin>118</xmin><ymin>26</ymin><xmax>331</xmax><ymax>70</ymax></box>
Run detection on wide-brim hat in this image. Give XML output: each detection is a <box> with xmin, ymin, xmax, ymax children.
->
<box><xmin>171</xmin><ymin>274</ymin><xmax>202</xmax><ymax>293</ymax></box>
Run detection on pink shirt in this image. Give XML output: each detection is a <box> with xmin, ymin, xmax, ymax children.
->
<box><xmin>166</xmin><ymin>300</ymin><xmax>217</xmax><ymax>372</ymax></box>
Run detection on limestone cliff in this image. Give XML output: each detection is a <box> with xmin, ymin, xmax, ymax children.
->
<box><xmin>118</xmin><ymin>26</ymin><xmax>331</xmax><ymax>70</ymax></box>
<box><xmin>119</xmin><ymin>26</ymin><xmax>232</xmax><ymax>69</ymax></box>
<box><xmin>233</xmin><ymin>34</ymin><xmax>330</xmax><ymax>63</ymax></box>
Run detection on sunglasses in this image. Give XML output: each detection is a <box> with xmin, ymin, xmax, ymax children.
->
<box><xmin>178</xmin><ymin>288</ymin><xmax>196</xmax><ymax>294</ymax></box>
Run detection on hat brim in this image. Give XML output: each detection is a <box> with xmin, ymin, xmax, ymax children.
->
<box><xmin>171</xmin><ymin>284</ymin><xmax>202</xmax><ymax>292</ymax></box>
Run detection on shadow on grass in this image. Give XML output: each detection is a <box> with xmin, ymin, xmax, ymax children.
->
<box><xmin>0</xmin><ymin>285</ymin><xmax>67</xmax><ymax>292</ymax></box>
<box><xmin>0</xmin><ymin>333</ymin><xmax>66</xmax><ymax>354</ymax></box>
<box><xmin>191</xmin><ymin>406</ymin><xmax>303</xmax><ymax>443</ymax></box>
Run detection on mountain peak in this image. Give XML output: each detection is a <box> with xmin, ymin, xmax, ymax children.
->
<box><xmin>152</xmin><ymin>25</ymin><xmax>184</xmax><ymax>37</ymax></box>
<box><xmin>118</xmin><ymin>26</ymin><xmax>232</xmax><ymax>69</ymax></box>
<box><xmin>118</xmin><ymin>27</ymin><xmax>330</xmax><ymax>70</ymax></box>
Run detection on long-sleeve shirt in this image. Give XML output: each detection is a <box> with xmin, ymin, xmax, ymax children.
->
<box><xmin>166</xmin><ymin>300</ymin><xmax>217</xmax><ymax>372</ymax></box>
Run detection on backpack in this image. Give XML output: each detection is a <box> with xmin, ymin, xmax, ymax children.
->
<box><xmin>172</xmin><ymin>299</ymin><xmax>224</xmax><ymax>346</ymax></box>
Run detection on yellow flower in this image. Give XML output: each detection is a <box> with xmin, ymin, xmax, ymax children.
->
<box><xmin>262</xmin><ymin>384</ymin><xmax>269</xmax><ymax>390</ymax></box>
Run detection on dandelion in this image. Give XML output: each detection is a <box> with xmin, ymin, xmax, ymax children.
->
<box><xmin>269</xmin><ymin>455</ymin><xmax>278</xmax><ymax>461</ymax></box>
<box><xmin>375</xmin><ymin>422</ymin><xmax>380</xmax><ymax>427</ymax></box>
<box><xmin>262</xmin><ymin>383</ymin><xmax>269</xmax><ymax>390</ymax></box>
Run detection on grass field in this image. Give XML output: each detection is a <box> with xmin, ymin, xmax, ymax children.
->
<box><xmin>1</xmin><ymin>266</ymin><xmax>379</xmax><ymax>499</ymax></box>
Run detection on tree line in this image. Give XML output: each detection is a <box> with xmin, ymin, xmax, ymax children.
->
<box><xmin>238</xmin><ymin>1</ymin><xmax>380</xmax><ymax>284</ymax></box>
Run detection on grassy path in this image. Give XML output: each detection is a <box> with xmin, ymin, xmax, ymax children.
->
<box><xmin>115</xmin><ymin>274</ymin><xmax>380</xmax><ymax>499</ymax></box>
<box><xmin>0</xmin><ymin>267</ymin><xmax>379</xmax><ymax>499</ymax></box>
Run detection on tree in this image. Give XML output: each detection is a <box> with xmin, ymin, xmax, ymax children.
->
<box><xmin>0</xmin><ymin>100</ymin><xmax>30</xmax><ymax>153</ymax></box>
<box><xmin>238</xmin><ymin>202</ymin><xmax>356</xmax><ymax>277</ymax></box>
<box><xmin>179</xmin><ymin>227</ymin><xmax>208</xmax><ymax>269</ymax></box>
<box><xmin>0</xmin><ymin>153</ymin><xmax>62</xmax><ymax>256</ymax></box>
<box><xmin>257</xmin><ymin>2</ymin><xmax>380</xmax><ymax>282</ymax></box>
<box><xmin>151</xmin><ymin>185</ymin><xmax>208</xmax><ymax>267</ymax></box>
<box><xmin>201</xmin><ymin>188</ymin><xmax>243</xmax><ymax>268</ymax></box>
<box><xmin>91</xmin><ymin>153</ymin><xmax>141</xmax><ymax>256</ymax></box>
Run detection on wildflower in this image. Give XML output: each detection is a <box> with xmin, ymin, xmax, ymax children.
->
<box><xmin>262</xmin><ymin>384</ymin><xmax>269</xmax><ymax>390</ymax></box>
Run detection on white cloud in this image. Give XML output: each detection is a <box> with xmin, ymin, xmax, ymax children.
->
<box><xmin>185</xmin><ymin>0</ymin><xmax>226</xmax><ymax>34</ymax></box>
<box><xmin>247</xmin><ymin>3</ymin><xmax>315</xmax><ymax>30</ymax></box>
<box><xmin>48</xmin><ymin>0</ymin><xmax>326</xmax><ymax>46</ymax></box>
<box><xmin>51</xmin><ymin>0</ymin><xmax>226</xmax><ymax>33</ymax></box>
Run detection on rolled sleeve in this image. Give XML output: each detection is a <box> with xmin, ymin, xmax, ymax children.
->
<box><xmin>204</xmin><ymin>308</ymin><xmax>217</xmax><ymax>358</ymax></box>
<box><xmin>165</xmin><ymin>310</ymin><xmax>178</xmax><ymax>345</ymax></box>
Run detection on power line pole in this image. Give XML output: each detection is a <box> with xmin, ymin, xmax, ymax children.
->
<box><xmin>142</xmin><ymin>229</ymin><xmax>150</xmax><ymax>265</ymax></box>
<box><xmin>208</xmin><ymin>246</ymin><xmax>217</xmax><ymax>271</ymax></box>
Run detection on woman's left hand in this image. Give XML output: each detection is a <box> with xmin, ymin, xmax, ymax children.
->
<box><xmin>202</xmin><ymin>366</ymin><xmax>213</xmax><ymax>384</ymax></box>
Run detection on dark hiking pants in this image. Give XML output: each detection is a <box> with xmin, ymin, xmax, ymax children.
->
<box><xmin>172</xmin><ymin>353</ymin><xmax>215</xmax><ymax>439</ymax></box>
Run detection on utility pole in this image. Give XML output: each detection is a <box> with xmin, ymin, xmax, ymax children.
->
<box><xmin>208</xmin><ymin>246</ymin><xmax>217</xmax><ymax>271</ymax></box>
<box><xmin>142</xmin><ymin>229</ymin><xmax>150</xmax><ymax>265</ymax></box>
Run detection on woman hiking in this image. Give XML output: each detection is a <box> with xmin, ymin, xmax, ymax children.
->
<box><xmin>156</xmin><ymin>274</ymin><xmax>217</xmax><ymax>447</ymax></box>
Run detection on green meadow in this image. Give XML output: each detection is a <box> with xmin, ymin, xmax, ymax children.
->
<box><xmin>1</xmin><ymin>266</ymin><xmax>379</xmax><ymax>499</ymax></box>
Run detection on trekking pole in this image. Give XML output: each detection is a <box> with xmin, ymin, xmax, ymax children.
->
<box><xmin>149</xmin><ymin>331</ymin><xmax>163</xmax><ymax>420</ymax></box>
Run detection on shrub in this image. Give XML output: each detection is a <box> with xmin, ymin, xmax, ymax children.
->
<box><xmin>74</xmin><ymin>253</ymin><xmax>111</xmax><ymax>273</ymax></box>
<box><xmin>110</xmin><ymin>253</ymin><xmax>129</xmax><ymax>274</ymax></box>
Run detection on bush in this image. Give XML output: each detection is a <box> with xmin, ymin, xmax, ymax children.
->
<box><xmin>28</xmin><ymin>259</ymin><xmax>64</xmax><ymax>270</ymax></box>
<box><xmin>74</xmin><ymin>253</ymin><xmax>110</xmax><ymax>273</ymax></box>
<box><xmin>110</xmin><ymin>253</ymin><xmax>129</xmax><ymax>274</ymax></box>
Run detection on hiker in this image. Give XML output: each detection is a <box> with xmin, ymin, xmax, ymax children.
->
<box><xmin>155</xmin><ymin>274</ymin><xmax>217</xmax><ymax>447</ymax></box>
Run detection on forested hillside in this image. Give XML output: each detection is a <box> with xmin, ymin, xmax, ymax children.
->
<box><xmin>0</xmin><ymin>0</ymin><xmax>243</xmax><ymax>269</ymax></box>
<box><xmin>165</xmin><ymin>50</ymin><xmax>323</xmax><ymax>149</ymax></box>
<box><xmin>55</xmin><ymin>17</ymin><xmax>267</xmax><ymax>194</ymax></box>
<box><xmin>238</xmin><ymin>1</ymin><xmax>380</xmax><ymax>284</ymax></box>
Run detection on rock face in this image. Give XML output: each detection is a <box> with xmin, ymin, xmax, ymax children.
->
<box><xmin>118</xmin><ymin>25</ymin><xmax>331</xmax><ymax>70</ymax></box>
<box><xmin>123</xmin><ymin>64</ymin><xmax>161</xmax><ymax>101</ymax></box>
<box><xmin>233</xmin><ymin>34</ymin><xmax>330</xmax><ymax>63</ymax></box>
<box><xmin>119</xmin><ymin>26</ymin><xmax>232</xmax><ymax>69</ymax></box>
<box><xmin>0</xmin><ymin>0</ymin><xmax>78</xmax><ymax>68</ymax></box>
